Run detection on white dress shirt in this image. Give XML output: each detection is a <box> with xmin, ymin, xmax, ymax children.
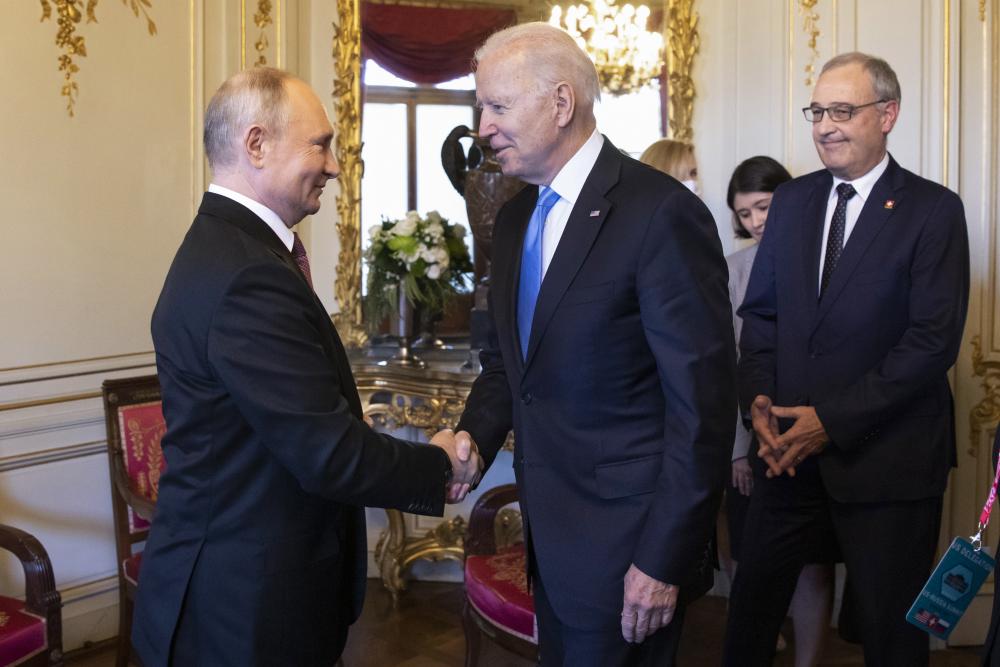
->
<box><xmin>540</xmin><ymin>128</ymin><xmax>605</xmax><ymax>277</ymax></box>
<box><xmin>817</xmin><ymin>152</ymin><xmax>890</xmax><ymax>292</ymax></box>
<box><xmin>208</xmin><ymin>183</ymin><xmax>294</xmax><ymax>252</ymax></box>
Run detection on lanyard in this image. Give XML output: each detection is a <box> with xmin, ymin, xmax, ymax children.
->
<box><xmin>971</xmin><ymin>454</ymin><xmax>1000</xmax><ymax>552</ymax></box>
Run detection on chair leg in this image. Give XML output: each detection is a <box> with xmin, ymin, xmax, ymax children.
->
<box><xmin>463</xmin><ymin>599</ymin><xmax>482</xmax><ymax>667</ymax></box>
<box><xmin>116</xmin><ymin>593</ymin><xmax>133</xmax><ymax>667</ymax></box>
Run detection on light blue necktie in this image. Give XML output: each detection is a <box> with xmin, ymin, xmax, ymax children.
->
<box><xmin>517</xmin><ymin>186</ymin><xmax>560</xmax><ymax>359</ymax></box>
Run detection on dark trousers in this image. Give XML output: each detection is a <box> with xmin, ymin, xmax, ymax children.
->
<box><xmin>533</xmin><ymin>568</ymin><xmax>686</xmax><ymax>667</ymax></box>
<box><xmin>723</xmin><ymin>468</ymin><xmax>941</xmax><ymax>667</ymax></box>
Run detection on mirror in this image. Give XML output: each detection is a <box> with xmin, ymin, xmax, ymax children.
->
<box><xmin>330</xmin><ymin>0</ymin><xmax>700</xmax><ymax>348</ymax></box>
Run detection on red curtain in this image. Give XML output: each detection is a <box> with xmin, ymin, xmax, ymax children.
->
<box><xmin>361</xmin><ymin>2</ymin><xmax>517</xmax><ymax>85</ymax></box>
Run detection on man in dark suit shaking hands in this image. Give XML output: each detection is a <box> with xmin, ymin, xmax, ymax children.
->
<box><xmin>454</xmin><ymin>22</ymin><xmax>736</xmax><ymax>666</ymax></box>
<box><xmin>132</xmin><ymin>67</ymin><xmax>481</xmax><ymax>667</ymax></box>
<box><xmin>723</xmin><ymin>53</ymin><xmax>970</xmax><ymax>666</ymax></box>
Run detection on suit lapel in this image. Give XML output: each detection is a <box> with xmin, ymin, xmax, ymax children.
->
<box><xmin>799</xmin><ymin>172</ymin><xmax>831</xmax><ymax>322</ymax></box>
<box><xmin>815</xmin><ymin>157</ymin><xmax>904</xmax><ymax>325</ymax></box>
<box><xmin>200</xmin><ymin>193</ymin><xmax>363</xmax><ymax>415</ymax></box>
<box><xmin>495</xmin><ymin>189</ymin><xmax>537</xmax><ymax>374</ymax></box>
<box><xmin>523</xmin><ymin>140</ymin><xmax>619</xmax><ymax>370</ymax></box>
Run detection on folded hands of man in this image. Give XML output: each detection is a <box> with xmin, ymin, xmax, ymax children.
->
<box><xmin>751</xmin><ymin>394</ymin><xmax>829</xmax><ymax>478</ymax></box>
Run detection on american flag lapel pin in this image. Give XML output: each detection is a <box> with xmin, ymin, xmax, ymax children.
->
<box><xmin>590</xmin><ymin>210</ymin><xmax>601</xmax><ymax>217</ymax></box>
<box><xmin>884</xmin><ymin>199</ymin><xmax>895</xmax><ymax>209</ymax></box>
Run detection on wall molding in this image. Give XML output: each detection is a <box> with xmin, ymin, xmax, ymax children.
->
<box><xmin>0</xmin><ymin>441</ymin><xmax>106</xmax><ymax>474</ymax></box>
<box><xmin>0</xmin><ymin>405</ymin><xmax>103</xmax><ymax>442</ymax></box>
<box><xmin>0</xmin><ymin>352</ymin><xmax>154</xmax><ymax>388</ymax></box>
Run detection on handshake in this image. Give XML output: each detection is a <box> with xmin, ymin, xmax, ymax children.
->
<box><xmin>430</xmin><ymin>429</ymin><xmax>483</xmax><ymax>503</ymax></box>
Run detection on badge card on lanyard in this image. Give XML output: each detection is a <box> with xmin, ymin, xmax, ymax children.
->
<box><xmin>906</xmin><ymin>457</ymin><xmax>1000</xmax><ymax>639</ymax></box>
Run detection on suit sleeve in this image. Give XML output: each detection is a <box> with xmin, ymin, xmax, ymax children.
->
<box><xmin>736</xmin><ymin>195</ymin><xmax>782</xmax><ymax>412</ymax></box>
<box><xmin>456</xmin><ymin>252</ymin><xmax>514</xmax><ymax>472</ymax></box>
<box><xmin>206</xmin><ymin>260</ymin><xmax>449</xmax><ymax>515</ymax></box>
<box><xmin>632</xmin><ymin>190</ymin><xmax>737</xmax><ymax>585</ymax></box>
<box><xmin>815</xmin><ymin>191</ymin><xmax>970</xmax><ymax>450</ymax></box>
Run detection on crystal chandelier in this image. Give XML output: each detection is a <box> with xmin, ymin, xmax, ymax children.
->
<box><xmin>549</xmin><ymin>0</ymin><xmax>664</xmax><ymax>95</ymax></box>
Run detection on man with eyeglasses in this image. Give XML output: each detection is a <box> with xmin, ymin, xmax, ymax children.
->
<box><xmin>722</xmin><ymin>52</ymin><xmax>969</xmax><ymax>666</ymax></box>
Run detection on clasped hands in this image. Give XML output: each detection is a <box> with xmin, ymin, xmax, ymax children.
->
<box><xmin>429</xmin><ymin>429</ymin><xmax>483</xmax><ymax>503</ymax></box>
<box><xmin>750</xmin><ymin>394</ymin><xmax>828</xmax><ymax>477</ymax></box>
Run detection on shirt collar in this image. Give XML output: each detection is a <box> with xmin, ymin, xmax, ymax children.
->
<box><xmin>831</xmin><ymin>151</ymin><xmax>890</xmax><ymax>203</ymax></box>
<box><xmin>208</xmin><ymin>183</ymin><xmax>295</xmax><ymax>252</ymax></box>
<box><xmin>548</xmin><ymin>128</ymin><xmax>605</xmax><ymax>204</ymax></box>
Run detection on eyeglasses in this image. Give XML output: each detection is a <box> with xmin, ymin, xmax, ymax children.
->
<box><xmin>802</xmin><ymin>99</ymin><xmax>888</xmax><ymax>123</ymax></box>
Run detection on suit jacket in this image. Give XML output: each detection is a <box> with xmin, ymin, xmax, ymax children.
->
<box><xmin>457</xmin><ymin>139</ymin><xmax>737</xmax><ymax>629</ymax></box>
<box><xmin>738</xmin><ymin>156</ymin><xmax>969</xmax><ymax>503</ymax></box>
<box><xmin>727</xmin><ymin>243</ymin><xmax>758</xmax><ymax>461</ymax></box>
<box><xmin>133</xmin><ymin>193</ymin><xmax>449</xmax><ymax>667</ymax></box>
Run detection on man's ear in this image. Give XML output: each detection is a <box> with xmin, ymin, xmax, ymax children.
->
<box><xmin>553</xmin><ymin>82</ymin><xmax>576</xmax><ymax>128</ymax></box>
<box><xmin>880</xmin><ymin>100</ymin><xmax>900</xmax><ymax>135</ymax></box>
<box><xmin>244</xmin><ymin>125</ymin><xmax>266</xmax><ymax>168</ymax></box>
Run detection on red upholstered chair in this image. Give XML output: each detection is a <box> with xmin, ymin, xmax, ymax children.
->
<box><xmin>101</xmin><ymin>375</ymin><xmax>165</xmax><ymax>667</ymax></box>
<box><xmin>463</xmin><ymin>484</ymin><xmax>538</xmax><ymax>666</ymax></box>
<box><xmin>0</xmin><ymin>524</ymin><xmax>63</xmax><ymax>666</ymax></box>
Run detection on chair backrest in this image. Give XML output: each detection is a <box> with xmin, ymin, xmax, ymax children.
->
<box><xmin>0</xmin><ymin>524</ymin><xmax>63</xmax><ymax>666</ymax></box>
<box><xmin>101</xmin><ymin>376</ymin><xmax>165</xmax><ymax>561</ymax></box>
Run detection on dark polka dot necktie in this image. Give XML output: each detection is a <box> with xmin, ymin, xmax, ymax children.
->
<box><xmin>820</xmin><ymin>182</ymin><xmax>856</xmax><ymax>298</ymax></box>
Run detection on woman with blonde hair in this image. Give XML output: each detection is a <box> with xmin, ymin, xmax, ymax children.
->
<box><xmin>639</xmin><ymin>138</ymin><xmax>699</xmax><ymax>194</ymax></box>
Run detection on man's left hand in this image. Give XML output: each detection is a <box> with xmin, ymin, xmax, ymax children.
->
<box><xmin>621</xmin><ymin>564</ymin><xmax>679</xmax><ymax>643</ymax></box>
<box><xmin>768</xmin><ymin>405</ymin><xmax>828</xmax><ymax>477</ymax></box>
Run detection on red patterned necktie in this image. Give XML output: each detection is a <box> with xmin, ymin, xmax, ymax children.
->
<box><xmin>291</xmin><ymin>233</ymin><xmax>313</xmax><ymax>289</ymax></box>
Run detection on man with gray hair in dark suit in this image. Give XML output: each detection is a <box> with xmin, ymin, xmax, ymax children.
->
<box><xmin>723</xmin><ymin>52</ymin><xmax>969</xmax><ymax>666</ymax></box>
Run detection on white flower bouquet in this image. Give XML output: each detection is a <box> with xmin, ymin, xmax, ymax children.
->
<box><xmin>364</xmin><ymin>210</ymin><xmax>473</xmax><ymax>329</ymax></box>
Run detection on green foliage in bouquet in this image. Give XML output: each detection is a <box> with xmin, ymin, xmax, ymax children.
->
<box><xmin>364</xmin><ymin>210</ymin><xmax>473</xmax><ymax>330</ymax></box>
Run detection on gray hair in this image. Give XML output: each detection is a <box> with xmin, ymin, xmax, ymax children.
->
<box><xmin>473</xmin><ymin>22</ymin><xmax>601</xmax><ymax>110</ymax></box>
<box><xmin>204</xmin><ymin>67</ymin><xmax>293</xmax><ymax>170</ymax></box>
<box><xmin>820</xmin><ymin>52</ymin><xmax>901</xmax><ymax>104</ymax></box>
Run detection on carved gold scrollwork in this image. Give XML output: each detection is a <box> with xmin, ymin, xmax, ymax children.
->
<box><xmin>494</xmin><ymin>507</ymin><xmax>524</xmax><ymax>549</ymax></box>
<box><xmin>982</xmin><ymin>0</ymin><xmax>988</xmax><ymax>22</ymax></box>
<box><xmin>253</xmin><ymin>1</ymin><xmax>273</xmax><ymax>66</ymax></box>
<box><xmin>373</xmin><ymin>513</ymin><xmax>467</xmax><ymax>603</ymax></box>
<box><xmin>798</xmin><ymin>0</ymin><xmax>821</xmax><ymax>86</ymax></box>
<box><xmin>665</xmin><ymin>0</ymin><xmax>699</xmax><ymax>143</ymax></box>
<box><xmin>970</xmin><ymin>336</ymin><xmax>1000</xmax><ymax>457</ymax></box>
<box><xmin>367</xmin><ymin>394</ymin><xmax>467</xmax><ymax>438</ymax></box>
<box><xmin>40</xmin><ymin>0</ymin><xmax>157</xmax><ymax>117</ymax></box>
<box><xmin>331</xmin><ymin>0</ymin><xmax>368</xmax><ymax>348</ymax></box>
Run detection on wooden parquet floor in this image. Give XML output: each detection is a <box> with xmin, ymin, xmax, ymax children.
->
<box><xmin>67</xmin><ymin>581</ymin><xmax>984</xmax><ymax>666</ymax></box>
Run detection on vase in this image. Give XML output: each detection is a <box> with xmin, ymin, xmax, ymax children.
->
<box><xmin>382</xmin><ymin>284</ymin><xmax>425</xmax><ymax>368</ymax></box>
<box><xmin>413</xmin><ymin>305</ymin><xmax>449</xmax><ymax>350</ymax></box>
<box><xmin>441</xmin><ymin>125</ymin><xmax>524</xmax><ymax>351</ymax></box>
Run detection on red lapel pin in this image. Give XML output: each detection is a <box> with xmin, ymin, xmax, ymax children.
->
<box><xmin>884</xmin><ymin>199</ymin><xmax>895</xmax><ymax>209</ymax></box>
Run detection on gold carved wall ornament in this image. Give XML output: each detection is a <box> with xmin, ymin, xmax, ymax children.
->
<box><xmin>665</xmin><ymin>0</ymin><xmax>699</xmax><ymax>143</ymax></box>
<box><xmin>982</xmin><ymin>0</ymin><xmax>988</xmax><ymax>22</ymax></box>
<box><xmin>253</xmin><ymin>1</ymin><xmax>273</xmax><ymax>66</ymax></box>
<box><xmin>331</xmin><ymin>0</ymin><xmax>368</xmax><ymax>348</ymax></box>
<box><xmin>40</xmin><ymin>0</ymin><xmax>157</xmax><ymax>117</ymax></box>
<box><xmin>969</xmin><ymin>336</ymin><xmax>1000</xmax><ymax>457</ymax></box>
<box><xmin>798</xmin><ymin>0</ymin><xmax>821</xmax><ymax>86</ymax></box>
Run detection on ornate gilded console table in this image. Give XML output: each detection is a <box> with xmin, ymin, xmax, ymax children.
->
<box><xmin>349</xmin><ymin>343</ymin><xmax>514</xmax><ymax>602</ymax></box>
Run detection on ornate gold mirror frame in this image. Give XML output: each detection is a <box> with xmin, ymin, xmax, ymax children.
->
<box><xmin>330</xmin><ymin>0</ymin><xmax>699</xmax><ymax>348</ymax></box>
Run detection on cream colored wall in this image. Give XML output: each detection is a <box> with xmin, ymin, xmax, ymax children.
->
<box><xmin>693</xmin><ymin>0</ymin><xmax>996</xmax><ymax>647</ymax></box>
<box><xmin>3</xmin><ymin>0</ymin><xmax>998</xmax><ymax>654</ymax></box>
<box><xmin>0</xmin><ymin>0</ymin><xmax>348</xmax><ymax>651</ymax></box>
